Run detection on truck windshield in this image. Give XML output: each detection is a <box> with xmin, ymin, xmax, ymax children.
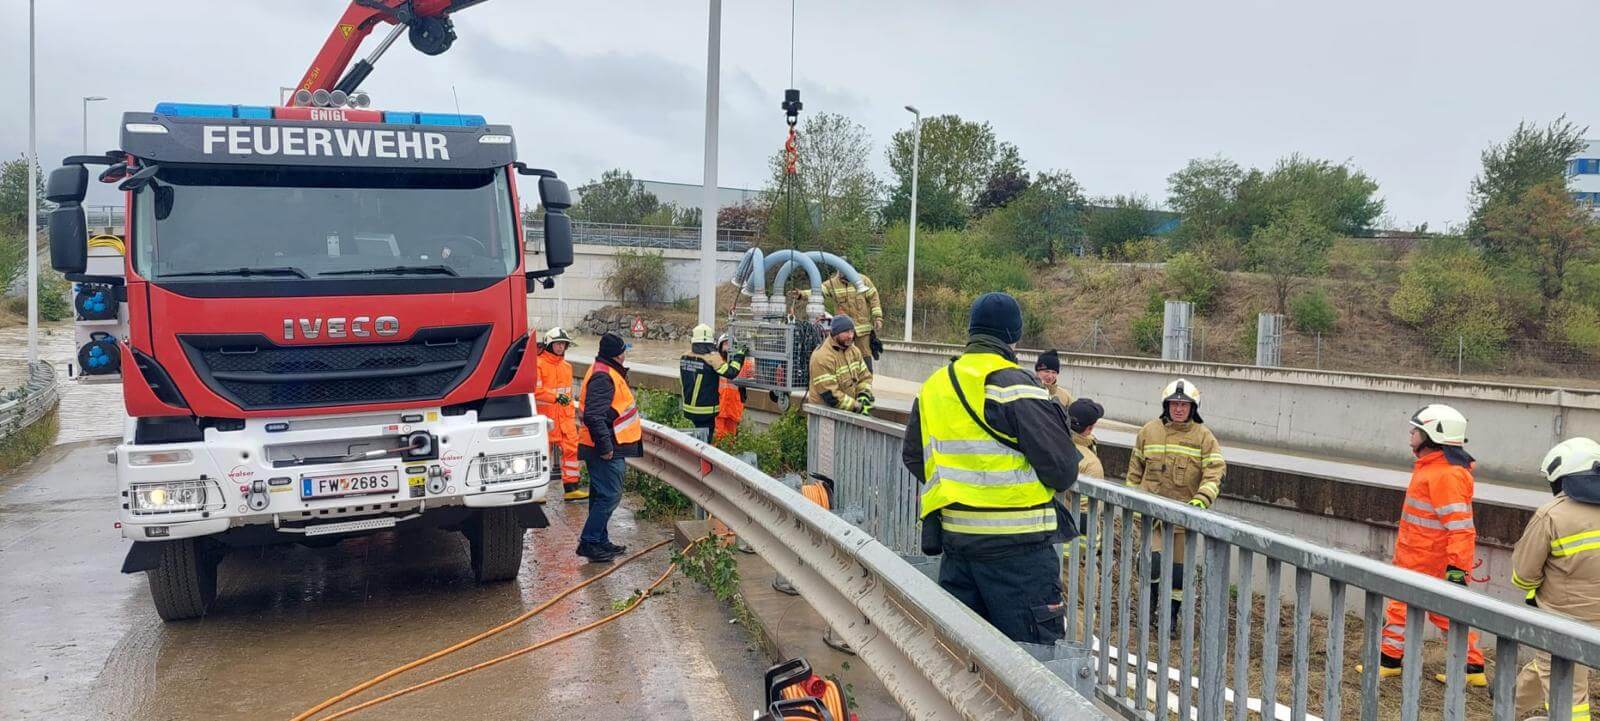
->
<box><xmin>132</xmin><ymin>165</ymin><xmax>519</xmax><ymax>281</ymax></box>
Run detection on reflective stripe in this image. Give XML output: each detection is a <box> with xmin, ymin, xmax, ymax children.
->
<box><xmin>983</xmin><ymin>384</ymin><xmax>1049</xmax><ymax>403</ymax></box>
<box><xmin>1435</xmin><ymin>502</ymin><xmax>1472</xmax><ymax>515</ymax></box>
<box><xmin>1552</xmin><ymin>529</ymin><xmax>1600</xmax><ymax>552</ymax></box>
<box><xmin>924</xmin><ymin>439</ymin><xmax>1018</xmax><ymax>456</ymax></box>
<box><xmin>1511</xmin><ymin>570</ymin><xmax>1541</xmax><ymax>590</ymax></box>
<box><xmin>1143</xmin><ymin>444</ymin><xmax>1206</xmax><ymax>459</ymax></box>
<box><xmin>1443</xmin><ymin>518</ymin><xmax>1474</xmax><ymax>530</ymax></box>
<box><xmin>939</xmin><ymin>507</ymin><xmax>1056</xmax><ymax>535</ymax></box>
<box><xmin>813</xmin><ymin>373</ymin><xmax>837</xmax><ymax>383</ymax></box>
<box><xmin>932</xmin><ymin>465</ymin><xmax>1041</xmax><ymax>487</ymax></box>
<box><xmin>1203</xmin><ymin>453</ymin><xmax>1225</xmax><ymax>465</ymax></box>
<box><xmin>1405</xmin><ymin>497</ymin><xmax>1436</xmax><ymax>514</ymax></box>
<box><xmin>1401</xmin><ymin>513</ymin><xmax>1444</xmax><ymax>530</ymax></box>
<box><xmin>1553</xmin><ymin>540</ymin><xmax>1600</xmax><ymax>558</ymax></box>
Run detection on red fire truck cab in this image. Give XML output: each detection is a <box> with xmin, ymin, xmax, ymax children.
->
<box><xmin>46</xmin><ymin>101</ymin><xmax>574</xmax><ymax>621</ymax></box>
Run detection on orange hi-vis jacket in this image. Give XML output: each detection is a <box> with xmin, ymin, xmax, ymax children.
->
<box><xmin>534</xmin><ymin>350</ymin><xmax>576</xmax><ymax>426</ymax></box>
<box><xmin>1395</xmin><ymin>450</ymin><xmax>1477</xmax><ymax>574</ymax></box>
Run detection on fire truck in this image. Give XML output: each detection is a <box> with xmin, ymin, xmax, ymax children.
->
<box><xmin>44</xmin><ymin>0</ymin><xmax>573</xmax><ymax>621</ymax></box>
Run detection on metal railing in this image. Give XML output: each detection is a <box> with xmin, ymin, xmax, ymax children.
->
<box><xmin>0</xmin><ymin>362</ymin><xmax>60</xmax><ymax>439</ymax></box>
<box><xmin>524</xmin><ymin>219</ymin><xmax>754</xmax><ymax>252</ymax></box>
<box><xmin>632</xmin><ymin>419</ymin><xmax>1109</xmax><ymax>721</ymax></box>
<box><xmin>804</xmin><ymin>403</ymin><xmax>1600</xmax><ymax>721</ymax></box>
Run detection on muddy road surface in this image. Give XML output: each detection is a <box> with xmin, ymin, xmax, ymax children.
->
<box><xmin>0</xmin><ymin>441</ymin><xmax>767</xmax><ymax>720</ymax></box>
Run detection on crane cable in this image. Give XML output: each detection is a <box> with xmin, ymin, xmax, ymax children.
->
<box><xmin>293</xmin><ymin>536</ymin><xmax>709</xmax><ymax>721</ymax></box>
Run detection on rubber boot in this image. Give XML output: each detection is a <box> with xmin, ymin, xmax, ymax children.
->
<box><xmin>563</xmin><ymin>483</ymin><xmax>590</xmax><ymax>501</ymax></box>
<box><xmin>1357</xmin><ymin>654</ymin><xmax>1404</xmax><ymax>678</ymax></box>
<box><xmin>1433</xmin><ymin>664</ymin><xmax>1488</xmax><ymax>687</ymax></box>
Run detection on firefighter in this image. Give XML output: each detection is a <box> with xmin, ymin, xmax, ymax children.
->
<box><xmin>679</xmin><ymin>324</ymin><xmax>745</xmax><ymax>438</ymax></box>
<box><xmin>1125</xmin><ymin>379</ymin><xmax>1226</xmax><ymax>630</ymax></box>
<box><xmin>576</xmin><ymin>333</ymin><xmax>641</xmax><ymax>563</ymax></box>
<box><xmin>820</xmin><ymin>271</ymin><xmax>884</xmax><ymax>368</ymax></box>
<box><xmin>534</xmin><ymin>327</ymin><xmax>587</xmax><ymax>501</ymax></box>
<box><xmin>1512</xmin><ymin>437</ymin><xmax>1600</xmax><ymax>721</ymax></box>
<box><xmin>1358</xmin><ymin>404</ymin><xmax>1487</xmax><ymax>686</ymax></box>
<box><xmin>807</xmin><ymin>315</ymin><xmax>874</xmax><ymax>415</ymax></box>
<box><xmin>1068</xmin><ymin>398</ymin><xmax>1105</xmax><ymax>479</ymax></box>
<box><xmin>1034</xmin><ymin>350</ymin><xmax>1074</xmax><ymax>407</ymax></box>
<box><xmin>714</xmin><ymin>334</ymin><xmax>748</xmax><ymax>442</ymax></box>
<box><xmin>900</xmin><ymin>291</ymin><xmax>1080</xmax><ymax>643</ymax></box>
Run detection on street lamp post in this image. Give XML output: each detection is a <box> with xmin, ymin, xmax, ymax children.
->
<box><xmin>27</xmin><ymin>0</ymin><xmax>38</xmax><ymax>364</ymax></box>
<box><xmin>902</xmin><ymin>105</ymin><xmax>921</xmax><ymax>343</ymax></box>
<box><xmin>83</xmin><ymin>96</ymin><xmax>108</xmax><ymax>154</ymax></box>
<box><xmin>697</xmin><ymin>0</ymin><xmax>721</xmax><ymax>328</ymax></box>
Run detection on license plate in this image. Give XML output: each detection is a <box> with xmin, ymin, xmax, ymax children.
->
<box><xmin>301</xmin><ymin>469</ymin><xmax>399</xmax><ymax>500</ymax></box>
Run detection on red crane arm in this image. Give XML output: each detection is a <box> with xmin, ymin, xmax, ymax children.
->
<box><xmin>293</xmin><ymin>0</ymin><xmax>485</xmax><ymax>100</ymax></box>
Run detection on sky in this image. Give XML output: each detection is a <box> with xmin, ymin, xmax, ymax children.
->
<box><xmin>1</xmin><ymin>0</ymin><xmax>1596</xmax><ymax>230</ymax></box>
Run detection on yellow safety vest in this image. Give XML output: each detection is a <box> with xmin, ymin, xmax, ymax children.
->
<box><xmin>917</xmin><ymin>352</ymin><xmax>1056</xmax><ymax>536</ymax></box>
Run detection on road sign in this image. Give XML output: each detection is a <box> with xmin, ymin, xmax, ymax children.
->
<box><xmin>631</xmin><ymin>317</ymin><xmax>645</xmax><ymax>339</ymax></box>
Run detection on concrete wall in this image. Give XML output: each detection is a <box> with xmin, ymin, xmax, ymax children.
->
<box><xmin>524</xmin><ymin>243</ymin><xmax>744</xmax><ymax>332</ymax></box>
<box><xmin>877</xmin><ymin>340</ymin><xmax>1600</xmax><ymax>485</ymax></box>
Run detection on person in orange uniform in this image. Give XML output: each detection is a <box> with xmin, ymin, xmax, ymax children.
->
<box><xmin>534</xmin><ymin>327</ymin><xmax>587</xmax><ymax>501</ymax></box>
<box><xmin>714</xmin><ymin>334</ymin><xmax>747</xmax><ymax>442</ymax></box>
<box><xmin>1360</xmin><ymin>403</ymin><xmax>1487</xmax><ymax>686</ymax></box>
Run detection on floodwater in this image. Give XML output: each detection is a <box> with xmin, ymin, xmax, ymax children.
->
<box><xmin>0</xmin><ymin>440</ymin><xmax>768</xmax><ymax>720</ymax></box>
<box><xmin>0</xmin><ymin>321</ymin><xmax>124</xmax><ymax>444</ymax></box>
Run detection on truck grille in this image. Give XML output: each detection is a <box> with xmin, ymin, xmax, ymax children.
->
<box><xmin>178</xmin><ymin>325</ymin><xmax>491</xmax><ymax>410</ymax></box>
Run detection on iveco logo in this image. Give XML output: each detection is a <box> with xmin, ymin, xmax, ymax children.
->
<box><xmin>282</xmin><ymin>316</ymin><xmax>399</xmax><ymax>340</ymax></box>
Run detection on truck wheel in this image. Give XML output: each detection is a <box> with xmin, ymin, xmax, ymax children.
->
<box><xmin>148</xmin><ymin>538</ymin><xmax>218</xmax><ymax>622</ymax></box>
<box><xmin>468</xmin><ymin>507</ymin><xmax>525</xmax><ymax>583</ymax></box>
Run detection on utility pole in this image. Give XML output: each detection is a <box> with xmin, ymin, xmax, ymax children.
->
<box><xmin>82</xmin><ymin>96</ymin><xmax>107</xmax><ymax>154</ymax></box>
<box><xmin>901</xmin><ymin>105</ymin><xmax>921</xmax><ymax>342</ymax></box>
<box><xmin>697</xmin><ymin>0</ymin><xmax>722</xmax><ymax>328</ymax></box>
<box><xmin>27</xmin><ymin>0</ymin><xmax>39</xmax><ymax>365</ymax></box>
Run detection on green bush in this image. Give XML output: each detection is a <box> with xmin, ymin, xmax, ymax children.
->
<box><xmin>716</xmin><ymin>409</ymin><xmax>807</xmax><ymax>477</ymax></box>
<box><xmin>635</xmin><ymin>388</ymin><xmax>687</xmax><ymax>426</ymax></box>
<box><xmin>1553</xmin><ymin>301</ymin><xmax>1600</xmax><ymax>358</ymax></box>
<box><xmin>1327</xmin><ymin>239</ymin><xmax>1386</xmax><ymax>280</ymax></box>
<box><xmin>1388</xmin><ymin>244</ymin><xmax>1513</xmax><ymax>365</ymax></box>
<box><xmin>1130</xmin><ymin>314</ymin><xmax>1162</xmax><ymax>355</ymax></box>
<box><xmin>1567</xmin><ymin>260</ymin><xmax>1600</xmax><ymax>311</ymax></box>
<box><xmin>602</xmin><ymin>249</ymin><xmax>670</xmax><ymax>305</ymax></box>
<box><xmin>1120</xmin><ymin>237</ymin><xmax>1168</xmax><ymax>263</ymax></box>
<box><xmin>1013</xmin><ymin>290</ymin><xmax>1051</xmax><ymax>344</ymax></box>
<box><xmin>1289</xmin><ymin>288</ymin><xmax>1337</xmax><ymax>333</ymax></box>
<box><xmin>1165</xmin><ymin>251</ymin><xmax>1221</xmax><ymax>312</ymax></box>
<box><xmin>38</xmin><ymin>271</ymin><xmax>70</xmax><ymax>322</ymax></box>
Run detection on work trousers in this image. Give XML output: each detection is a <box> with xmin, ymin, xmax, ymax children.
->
<box><xmin>939</xmin><ymin>541</ymin><xmax>1064</xmax><ymax>644</ymax></box>
<box><xmin>1380</xmin><ymin>597</ymin><xmax>1485</xmax><ymax>666</ymax></box>
<box><xmin>539</xmin><ymin>405</ymin><xmax>581</xmax><ymax>491</ymax></box>
<box><xmin>685</xmin><ymin>413</ymin><xmax>716</xmax><ymax>442</ymax></box>
<box><xmin>1516</xmin><ymin>650</ymin><xmax>1591</xmax><ymax>721</ymax></box>
<box><xmin>580</xmin><ymin>456</ymin><xmax>625</xmax><ymax>545</ymax></box>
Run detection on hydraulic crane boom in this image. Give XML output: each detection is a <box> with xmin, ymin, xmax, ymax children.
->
<box><xmin>294</xmin><ymin>0</ymin><xmax>490</xmax><ymax>102</ymax></box>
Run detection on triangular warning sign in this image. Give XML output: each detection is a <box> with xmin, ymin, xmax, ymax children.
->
<box><xmin>339</xmin><ymin>23</ymin><xmax>356</xmax><ymax>39</ymax></box>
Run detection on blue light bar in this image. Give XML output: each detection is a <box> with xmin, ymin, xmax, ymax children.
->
<box><xmin>155</xmin><ymin>102</ymin><xmax>272</xmax><ymax>119</ymax></box>
<box><xmin>383</xmin><ymin>111</ymin><xmax>486</xmax><ymax>127</ymax></box>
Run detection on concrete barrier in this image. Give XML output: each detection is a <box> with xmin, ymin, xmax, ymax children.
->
<box><xmin>877</xmin><ymin>340</ymin><xmax>1600</xmax><ymax>485</ymax></box>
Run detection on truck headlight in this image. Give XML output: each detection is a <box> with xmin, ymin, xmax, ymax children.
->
<box><xmin>130</xmin><ymin>480</ymin><xmax>212</xmax><ymax>515</ymax></box>
<box><xmin>128</xmin><ymin>449</ymin><xmax>194</xmax><ymax>466</ymax></box>
<box><xmin>488</xmin><ymin>422</ymin><xmax>543</xmax><ymax>439</ymax></box>
<box><xmin>473</xmin><ymin>451</ymin><xmax>545</xmax><ymax>486</ymax></box>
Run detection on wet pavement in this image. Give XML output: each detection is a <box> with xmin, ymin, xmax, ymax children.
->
<box><xmin>0</xmin><ymin>321</ymin><xmax>125</xmax><ymax>444</ymax></box>
<box><xmin>0</xmin><ymin>440</ymin><xmax>768</xmax><ymax>720</ymax></box>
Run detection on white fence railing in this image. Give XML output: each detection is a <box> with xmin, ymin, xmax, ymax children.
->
<box><xmin>0</xmin><ymin>362</ymin><xmax>60</xmax><ymax>439</ymax></box>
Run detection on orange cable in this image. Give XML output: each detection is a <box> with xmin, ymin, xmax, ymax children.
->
<box><xmin>289</xmin><ymin>537</ymin><xmax>675</xmax><ymax>721</ymax></box>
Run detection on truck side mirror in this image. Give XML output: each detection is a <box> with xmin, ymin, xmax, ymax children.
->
<box><xmin>538</xmin><ymin>177</ymin><xmax>573</xmax><ymax>273</ymax></box>
<box><xmin>46</xmin><ymin>166</ymin><xmax>89</xmax><ymax>274</ymax></box>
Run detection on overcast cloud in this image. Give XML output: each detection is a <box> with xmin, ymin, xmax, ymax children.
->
<box><xmin>2</xmin><ymin>0</ymin><xmax>1595</xmax><ymax>228</ymax></box>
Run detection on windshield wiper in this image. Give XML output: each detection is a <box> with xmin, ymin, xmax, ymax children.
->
<box><xmin>319</xmin><ymin>265</ymin><xmax>460</xmax><ymax>277</ymax></box>
<box><xmin>163</xmin><ymin>266</ymin><xmax>308</xmax><ymax>279</ymax></box>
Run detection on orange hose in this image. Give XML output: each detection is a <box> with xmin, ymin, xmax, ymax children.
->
<box><xmin>290</xmin><ymin>537</ymin><xmax>675</xmax><ymax>721</ymax></box>
<box><xmin>799</xmin><ymin>483</ymin><xmax>830</xmax><ymax>510</ymax></box>
<box><xmin>314</xmin><ymin>554</ymin><xmax>684</xmax><ymax>720</ymax></box>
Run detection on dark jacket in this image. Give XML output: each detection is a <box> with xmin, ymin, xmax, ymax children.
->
<box><xmin>579</xmin><ymin>356</ymin><xmax>643</xmax><ymax>461</ymax></box>
<box><xmin>901</xmin><ymin>336</ymin><xmax>1080</xmax><ymax>556</ymax></box>
<box><xmin>679</xmin><ymin>347</ymin><xmax>744</xmax><ymax>419</ymax></box>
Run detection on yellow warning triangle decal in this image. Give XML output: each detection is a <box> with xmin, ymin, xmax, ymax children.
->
<box><xmin>339</xmin><ymin>24</ymin><xmax>356</xmax><ymax>39</ymax></box>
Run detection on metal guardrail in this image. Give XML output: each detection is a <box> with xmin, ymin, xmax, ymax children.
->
<box><xmin>805</xmin><ymin>403</ymin><xmax>1600</xmax><ymax>721</ymax></box>
<box><xmin>525</xmin><ymin>220</ymin><xmax>754</xmax><ymax>252</ymax></box>
<box><xmin>632</xmin><ymin>419</ymin><xmax>1108</xmax><ymax>721</ymax></box>
<box><xmin>0</xmin><ymin>362</ymin><xmax>60</xmax><ymax>439</ymax></box>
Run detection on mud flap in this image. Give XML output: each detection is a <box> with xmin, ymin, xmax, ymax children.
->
<box><xmin>120</xmin><ymin>540</ymin><xmax>166</xmax><ymax>573</ymax></box>
<box><xmin>515</xmin><ymin>502</ymin><xmax>550</xmax><ymax>529</ymax></box>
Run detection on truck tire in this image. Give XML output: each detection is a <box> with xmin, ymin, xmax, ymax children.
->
<box><xmin>468</xmin><ymin>507</ymin><xmax>525</xmax><ymax>583</ymax></box>
<box><xmin>148</xmin><ymin>538</ymin><xmax>218</xmax><ymax>622</ymax></box>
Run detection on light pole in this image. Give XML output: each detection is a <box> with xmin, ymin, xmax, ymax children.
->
<box><xmin>82</xmin><ymin>96</ymin><xmax>107</xmax><ymax>154</ymax></box>
<box><xmin>902</xmin><ymin>105</ymin><xmax>921</xmax><ymax>343</ymax></box>
<box><xmin>697</xmin><ymin>0</ymin><xmax>722</xmax><ymax>328</ymax></box>
<box><xmin>27</xmin><ymin>0</ymin><xmax>38</xmax><ymax>364</ymax></box>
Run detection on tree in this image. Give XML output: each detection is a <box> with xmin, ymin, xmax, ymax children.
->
<box><xmin>979</xmin><ymin>170</ymin><xmax>1085</xmax><ymax>264</ymax></box>
<box><xmin>1082</xmin><ymin>194</ymin><xmax>1158</xmax><ymax>256</ymax></box>
<box><xmin>973</xmin><ymin>166</ymin><xmax>1031</xmax><ymax>216</ymax></box>
<box><xmin>878</xmin><ymin>181</ymin><xmax>968</xmax><ymax>233</ymax></box>
<box><xmin>1166</xmin><ymin>156</ymin><xmax>1244</xmax><ymax>243</ymax></box>
<box><xmin>570</xmin><ymin>169</ymin><xmax>661</xmax><ymax>224</ymax></box>
<box><xmin>719</xmin><ymin>199</ymin><xmax>769</xmax><ymax>233</ymax></box>
<box><xmin>1234</xmin><ymin>155</ymin><xmax>1384</xmax><ymax>238</ymax></box>
<box><xmin>1480</xmin><ymin>180</ymin><xmax>1597</xmax><ymax>304</ymax></box>
<box><xmin>1468</xmin><ymin>117</ymin><xmax>1588</xmax><ymax>239</ymax></box>
<box><xmin>883</xmin><ymin>114</ymin><xmax>1019</xmax><ymax>225</ymax></box>
<box><xmin>760</xmin><ymin>113</ymin><xmax>879</xmax><ymax>258</ymax></box>
<box><xmin>1248</xmin><ymin>202</ymin><xmax>1335</xmax><ymax>314</ymax></box>
<box><xmin>0</xmin><ymin>155</ymin><xmax>46</xmax><ymax>234</ymax></box>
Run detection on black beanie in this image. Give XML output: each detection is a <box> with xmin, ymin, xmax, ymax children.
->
<box><xmin>830</xmin><ymin>315</ymin><xmax>856</xmax><ymax>337</ymax></box>
<box><xmin>1068</xmin><ymin>398</ymin><xmax>1104</xmax><ymax>434</ymax></box>
<box><xmin>599</xmin><ymin>332</ymin><xmax>628</xmax><ymax>359</ymax></box>
<box><xmin>1035</xmin><ymin>349</ymin><xmax>1061</xmax><ymax>373</ymax></box>
<box><xmin>968</xmin><ymin>292</ymin><xmax>1024</xmax><ymax>344</ymax></box>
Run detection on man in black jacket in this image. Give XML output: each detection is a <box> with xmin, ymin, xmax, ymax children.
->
<box><xmin>576</xmin><ymin>332</ymin><xmax>643</xmax><ymax>562</ymax></box>
<box><xmin>901</xmin><ymin>292</ymin><xmax>1080</xmax><ymax>643</ymax></box>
